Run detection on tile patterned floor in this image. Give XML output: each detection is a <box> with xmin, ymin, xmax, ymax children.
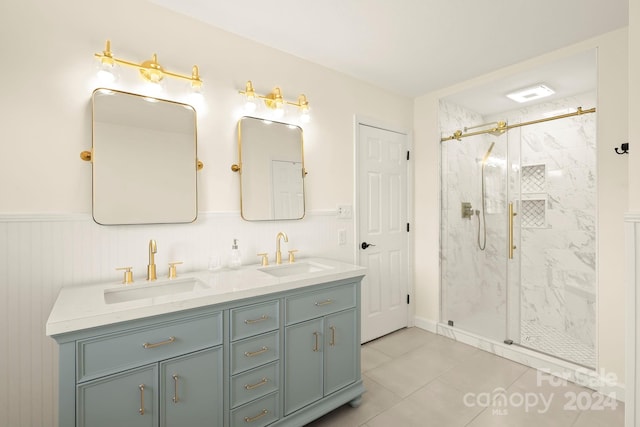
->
<box><xmin>521</xmin><ymin>320</ymin><xmax>596</xmax><ymax>368</ymax></box>
<box><xmin>305</xmin><ymin>327</ymin><xmax>624</xmax><ymax>427</ymax></box>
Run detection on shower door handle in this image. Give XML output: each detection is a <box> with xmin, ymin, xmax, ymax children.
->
<box><xmin>508</xmin><ymin>202</ymin><xmax>517</xmax><ymax>259</ymax></box>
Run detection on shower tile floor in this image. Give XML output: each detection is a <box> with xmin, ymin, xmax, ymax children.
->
<box><xmin>520</xmin><ymin>321</ymin><xmax>596</xmax><ymax>368</ymax></box>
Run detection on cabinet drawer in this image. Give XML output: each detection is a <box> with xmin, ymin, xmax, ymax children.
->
<box><xmin>231</xmin><ymin>361</ymin><xmax>279</xmax><ymax>409</ymax></box>
<box><xmin>231</xmin><ymin>331</ymin><xmax>279</xmax><ymax>375</ymax></box>
<box><xmin>231</xmin><ymin>300</ymin><xmax>279</xmax><ymax>341</ymax></box>
<box><xmin>78</xmin><ymin>312</ymin><xmax>222</xmax><ymax>382</ymax></box>
<box><xmin>231</xmin><ymin>392</ymin><xmax>279</xmax><ymax>427</ymax></box>
<box><xmin>286</xmin><ymin>284</ymin><xmax>356</xmax><ymax>325</ymax></box>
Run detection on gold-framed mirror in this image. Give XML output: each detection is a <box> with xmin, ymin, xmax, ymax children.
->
<box><xmin>234</xmin><ymin>116</ymin><xmax>305</xmax><ymax>221</ymax></box>
<box><xmin>91</xmin><ymin>88</ymin><xmax>198</xmax><ymax>225</ymax></box>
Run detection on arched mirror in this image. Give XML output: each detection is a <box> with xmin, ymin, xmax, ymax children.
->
<box><xmin>235</xmin><ymin>116</ymin><xmax>305</xmax><ymax>221</ymax></box>
<box><xmin>91</xmin><ymin>88</ymin><xmax>198</xmax><ymax>225</ymax></box>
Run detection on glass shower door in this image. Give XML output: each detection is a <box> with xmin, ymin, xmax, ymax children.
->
<box><xmin>506</xmin><ymin>115</ymin><xmax>597</xmax><ymax>368</ymax></box>
<box><xmin>440</xmin><ymin>130</ymin><xmax>510</xmax><ymax>342</ymax></box>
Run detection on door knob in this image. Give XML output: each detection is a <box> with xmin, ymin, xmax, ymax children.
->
<box><xmin>361</xmin><ymin>242</ymin><xmax>376</xmax><ymax>250</ymax></box>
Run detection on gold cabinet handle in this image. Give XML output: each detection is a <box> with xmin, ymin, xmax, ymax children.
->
<box><xmin>315</xmin><ymin>299</ymin><xmax>333</xmax><ymax>307</ymax></box>
<box><xmin>138</xmin><ymin>384</ymin><xmax>145</xmax><ymax>415</ymax></box>
<box><xmin>329</xmin><ymin>326</ymin><xmax>336</xmax><ymax>346</ymax></box>
<box><xmin>313</xmin><ymin>331</ymin><xmax>320</xmax><ymax>352</ymax></box>
<box><xmin>244</xmin><ymin>377</ymin><xmax>268</xmax><ymax>390</ymax></box>
<box><xmin>244</xmin><ymin>346</ymin><xmax>268</xmax><ymax>357</ymax></box>
<box><xmin>508</xmin><ymin>203</ymin><xmax>517</xmax><ymax>259</ymax></box>
<box><xmin>244</xmin><ymin>409</ymin><xmax>268</xmax><ymax>423</ymax></box>
<box><xmin>172</xmin><ymin>374</ymin><xmax>180</xmax><ymax>403</ymax></box>
<box><xmin>142</xmin><ymin>336</ymin><xmax>175</xmax><ymax>349</ymax></box>
<box><xmin>244</xmin><ymin>315</ymin><xmax>268</xmax><ymax>325</ymax></box>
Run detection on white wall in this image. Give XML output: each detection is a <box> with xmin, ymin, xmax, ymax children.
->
<box><xmin>0</xmin><ymin>1</ymin><xmax>413</xmax><ymax>426</ymax></box>
<box><xmin>414</xmin><ymin>28</ymin><xmax>629</xmax><ymax>386</ymax></box>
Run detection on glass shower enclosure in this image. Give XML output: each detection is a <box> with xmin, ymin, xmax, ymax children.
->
<box><xmin>440</xmin><ymin>97</ymin><xmax>597</xmax><ymax>368</ymax></box>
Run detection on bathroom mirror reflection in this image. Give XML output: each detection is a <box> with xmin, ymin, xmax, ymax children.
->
<box><xmin>91</xmin><ymin>88</ymin><xmax>198</xmax><ymax>225</ymax></box>
<box><xmin>236</xmin><ymin>116</ymin><xmax>305</xmax><ymax>221</ymax></box>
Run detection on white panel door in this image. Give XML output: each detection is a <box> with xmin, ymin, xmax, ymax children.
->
<box><xmin>358</xmin><ymin>124</ymin><xmax>408</xmax><ymax>343</ymax></box>
<box><xmin>272</xmin><ymin>160</ymin><xmax>304</xmax><ymax>218</ymax></box>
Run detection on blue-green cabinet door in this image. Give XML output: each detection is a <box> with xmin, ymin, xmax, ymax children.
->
<box><xmin>324</xmin><ymin>309</ymin><xmax>357</xmax><ymax>395</ymax></box>
<box><xmin>77</xmin><ymin>365</ymin><xmax>158</xmax><ymax>427</ymax></box>
<box><xmin>161</xmin><ymin>347</ymin><xmax>223</xmax><ymax>427</ymax></box>
<box><xmin>284</xmin><ymin>318</ymin><xmax>324</xmax><ymax>415</ymax></box>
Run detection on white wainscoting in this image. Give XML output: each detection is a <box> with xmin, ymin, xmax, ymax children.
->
<box><xmin>0</xmin><ymin>211</ymin><xmax>352</xmax><ymax>427</ymax></box>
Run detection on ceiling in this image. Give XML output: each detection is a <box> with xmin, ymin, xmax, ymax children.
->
<box><xmin>150</xmin><ymin>0</ymin><xmax>627</xmax><ymax>111</ymax></box>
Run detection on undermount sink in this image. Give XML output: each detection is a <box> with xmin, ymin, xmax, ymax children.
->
<box><xmin>104</xmin><ymin>277</ymin><xmax>209</xmax><ymax>304</ymax></box>
<box><xmin>259</xmin><ymin>261</ymin><xmax>332</xmax><ymax>278</ymax></box>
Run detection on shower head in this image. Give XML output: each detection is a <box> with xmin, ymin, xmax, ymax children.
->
<box><xmin>482</xmin><ymin>142</ymin><xmax>495</xmax><ymax>164</ymax></box>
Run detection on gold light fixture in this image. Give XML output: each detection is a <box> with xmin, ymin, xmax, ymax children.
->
<box><xmin>94</xmin><ymin>40</ymin><xmax>203</xmax><ymax>90</ymax></box>
<box><xmin>239</xmin><ymin>81</ymin><xmax>310</xmax><ymax>122</ymax></box>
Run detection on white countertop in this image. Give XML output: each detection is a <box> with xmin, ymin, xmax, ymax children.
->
<box><xmin>46</xmin><ymin>257</ymin><xmax>366</xmax><ymax>336</ymax></box>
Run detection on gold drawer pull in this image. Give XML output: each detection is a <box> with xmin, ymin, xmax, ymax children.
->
<box><xmin>244</xmin><ymin>377</ymin><xmax>268</xmax><ymax>390</ymax></box>
<box><xmin>143</xmin><ymin>336</ymin><xmax>175</xmax><ymax>349</ymax></box>
<box><xmin>172</xmin><ymin>374</ymin><xmax>180</xmax><ymax>403</ymax></box>
<box><xmin>315</xmin><ymin>299</ymin><xmax>333</xmax><ymax>306</ymax></box>
<box><xmin>329</xmin><ymin>326</ymin><xmax>336</xmax><ymax>346</ymax></box>
<box><xmin>313</xmin><ymin>331</ymin><xmax>320</xmax><ymax>352</ymax></box>
<box><xmin>244</xmin><ymin>315</ymin><xmax>269</xmax><ymax>324</ymax></box>
<box><xmin>245</xmin><ymin>346</ymin><xmax>268</xmax><ymax>357</ymax></box>
<box><xmin>138</xmin><ymin>384</ymin><xmax>145</xmax><ymax>415</ymax></box>
<box><xmin>244</xmin><ymin>409</ymin><xmax>268</xmax><ymax>423</ymax></box>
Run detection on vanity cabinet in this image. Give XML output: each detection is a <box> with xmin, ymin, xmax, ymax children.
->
<box><xmin>50</xmin><ymin>273</ymin><xmax>364</xmax><ymax>427</ymax></box>
<box><xmin>284</xmin><ymin>285</ymin><xmax>358</xmax><ymax>415</ymax></box>
<box><xmin>72</xmin><ymin>312</ymin><xmax>223</xmax><ymax>427</ymax></box>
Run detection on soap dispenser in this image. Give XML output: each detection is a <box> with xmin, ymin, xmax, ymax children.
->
<box><xmin>228</xmin><ymin>238</ymin><xmax>242</xmax><ymax>269</ymax></box>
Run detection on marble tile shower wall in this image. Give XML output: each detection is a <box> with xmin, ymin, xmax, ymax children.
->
<box><xmin>0</xmin><ymin>211</ymin><xmax>350</xmax><ymax>426</ymax></box>
<box><xmin>439</xmin><ymin>101</ymin><xmax>508</xmax><ymax>334</ymax></box>
<box><xmin>440</xmin><ymin>93</ymin><xmax>597</xmax><ymax>357</ymax></box>
<box><xmin>498</xmin><ymin>93</ymin><xmax>597</xmax><ymax>350</ymax></box>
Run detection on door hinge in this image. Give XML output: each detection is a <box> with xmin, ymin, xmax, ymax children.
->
<box><xmin>406</xmin><ymin>150</ymin><xmax>410</xmax><ymax>160</ymax></box>
<box><xmin>406</xmin><ymin>223</ymin><xmax>410</xmax><ymax>232</ymax></box>
<box><xmin>407</xmin><ymin>294</ymin><xmax>410</xmax><ymax>304</ymax></box>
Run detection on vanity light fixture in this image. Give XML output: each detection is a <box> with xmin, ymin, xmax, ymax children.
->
<box><xmin>94</xmin><ymin>40</ymin><xmax>203</xmax><ymax>91</ymax></box>
<box><xmin>239</xmin><ymin>81</ymin><xmax>310</xmax><ymax>122</ymax></box>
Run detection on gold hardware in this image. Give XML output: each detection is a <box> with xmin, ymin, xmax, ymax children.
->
<box><xmin>139</xmin><ymin>384</ymin><xmax>145</xmax><ymax>415</ymax></box>
<box><xmin>197</xmin><ymin>160</ymin><xmax>204</xmax><ymax>170</ymax></box>
<box><xmin>172</xmin><ymin>374</ymin><xmax>180</xmax><ymax>403</ymax></box>
<box><xmin>80</xmin><ymin>150</ymin><xmax>92</xmax><ymax>162</ymax></box>
<box><xmin>116</xmin><ymin>266</ymin><xmax>134</xmax><ymax>284</ymax></box>
<box><xmin>315</xmin><ymin>299</ymin><xmax>333</xmax><ymax>307</ymax></box>
<box><xmin>94</xmin><ymin>40</ymin><xmax>203</xmax><ymax>88</ymax></box>
<box><xmin>244</xmin><ymin>346</ymin><xmax>268</xmax><ymax>357</ymax></box>
<box><xmin>508</xmin><ymin>203</ymin><xmax>517</xmax><ymax>259</ymax></box>
<box><xmin>257</xmin><ymin>253</ymin><xmax>269</xmax><ymax>266</ymax></box>
<box><xmin>275</xmin><ymin>231</ymin><xmax>289</xmax><ymax>264</ymax></box>
<box><xmin>288</xmin><ymin>249</ymin><xmax>298</xmax><ymax>263</ymax></box>
<box><xmin>244</xmin><ymin>409</ymin><xmax>268</xmax><ymax>423</ymax></box>
<box><xmin>143</xmin><ymin>336</ymin><xmax>176</xmax><ymax>349</ymax></box>
<box><xmin>313</xmin><ymin>332</ymin><xmax>320</xmax><ymax>352</ymax></box>
<box><xmin>329</xmin><ymin>326</ymin><xmax>336</xmax><ymax>346</ymax></box>
<box><xmin>244</xmin><ymin>377</ymin><xmax>268</xmax><ymax>390</ymax></box>
<box><xmin>441</xmin><ymin>107</ymin><xmax>596</xmax><ymax>142</ymax></box>
<box><xmin>147</xmin><ymin>239</ymin><xmax>157</xmax><ymax>281</ymax></box>
<box><xmin>239</xmin><ymin>81</ymin><xmax>310</xmax><ymax>121</ymax></box>
<box><xmin>244</xmin><ymin>314</ymin><xmax>268</xmax><ymax>324</ymax></box>
<box><xmin>168</xmin><ymin>261</ymin><xmax>183</xmax><ymax>279</ymax></box>
<box><xmin>231</xmin><ymin>164</ymin><xmax>241</xmax><ymax>172</ymax></box>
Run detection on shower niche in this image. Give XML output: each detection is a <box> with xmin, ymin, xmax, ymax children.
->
<box><xmin>439</xmin><ymin>49</ymin><xmax>598</xmax><ymax>369</ymax></box>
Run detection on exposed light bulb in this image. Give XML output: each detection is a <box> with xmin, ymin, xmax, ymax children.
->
<box><xmin>273</xmin><ymin>107</ymin><xmax>285</xmax><ymax>118</ymax></box>
<box><xmin>96</xmin><ymin>60</ymin><xmax>119</xmax><ymax>84</ymax></box>
<box><xmin>244</xmin><ymin>97</ymin><xmax>257</xmax><ymax>113</ymax></box>
<box><xmin>300</xmin><ymin>108</ymin><xmax>311</xmax><ymax>123</ymax></box>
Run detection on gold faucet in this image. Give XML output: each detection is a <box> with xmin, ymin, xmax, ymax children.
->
<box><xmin>275</xmin><ymin>232</ymin><xmax>289</xmax><ymax>264</ymax></box>
<box><xmin>147</xmin><ymin>239</ymin><xmax>157</xmax><ymax>281</ymax></box>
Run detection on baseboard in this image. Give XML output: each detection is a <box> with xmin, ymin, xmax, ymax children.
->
<box><xmin>413</xmin><ymin>316</ymin><xmax>438</xmax><ymax>333</ymax></box>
